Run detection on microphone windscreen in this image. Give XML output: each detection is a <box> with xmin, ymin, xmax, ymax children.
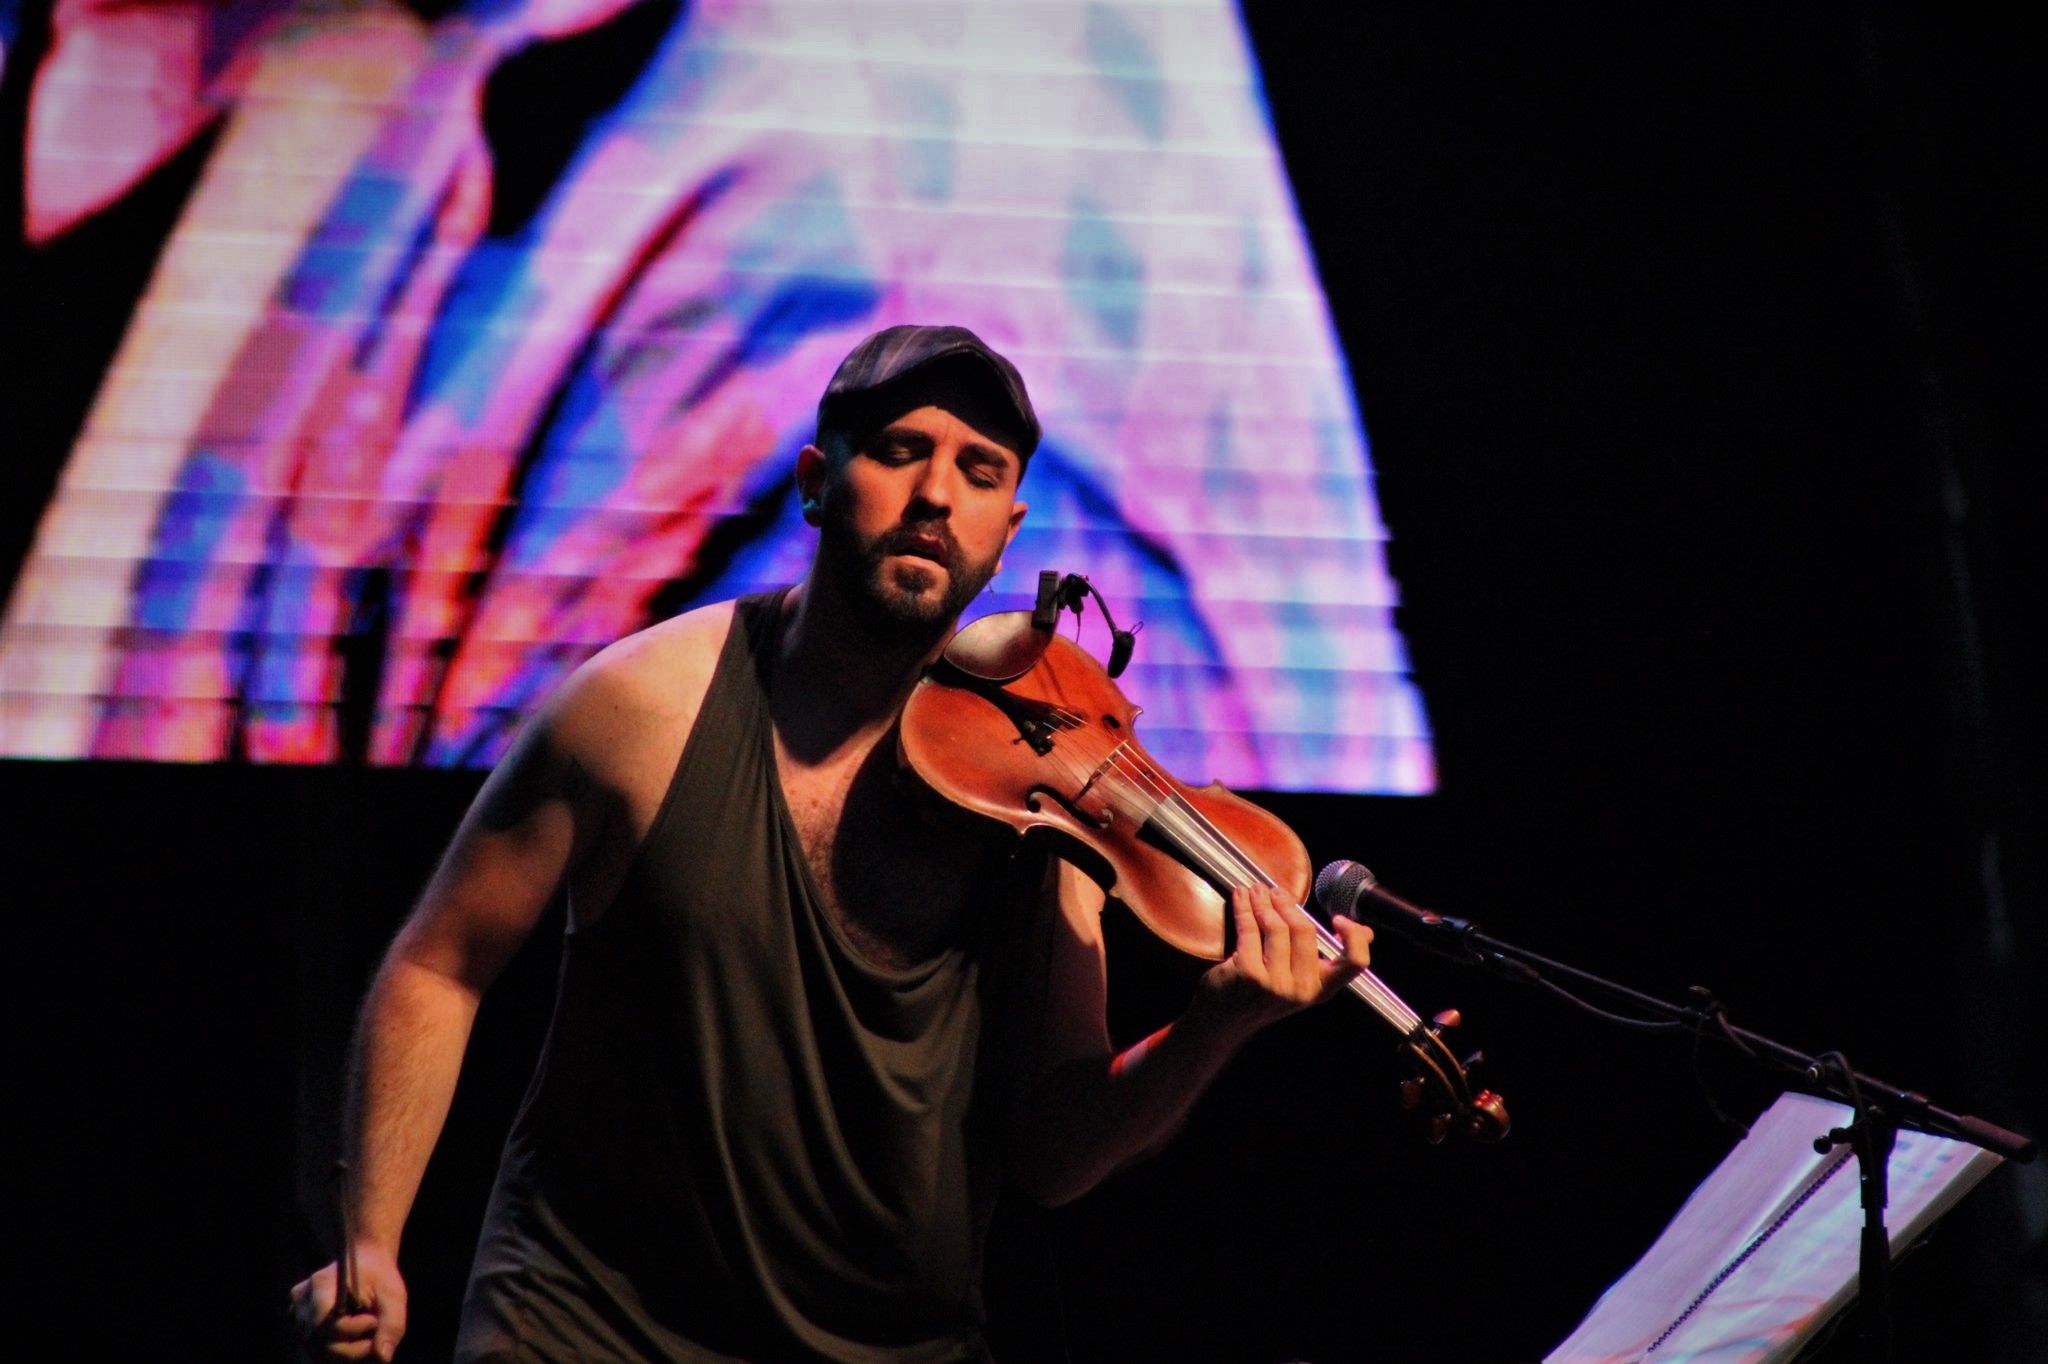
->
<box><xmin>1314</xmin><ymin>859</ymin><xmax>1376</xmax><ymax>912</ymax></box>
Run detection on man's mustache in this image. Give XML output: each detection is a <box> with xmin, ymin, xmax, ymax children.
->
<box><xmin>876</xmin><ymin>524</ymin><xmax>962</xmax><ymax>568</ymax></box>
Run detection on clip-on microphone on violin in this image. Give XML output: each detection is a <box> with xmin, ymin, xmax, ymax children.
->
<box><xmin>949</xmin><ymin>570</ymin><xmax>1139</xmax><ymax>684</ymax></box>
<box><xmin>1032</xmin><ymin>569</ymin><xmax>1139</xmax><ymax>677</ymax></box>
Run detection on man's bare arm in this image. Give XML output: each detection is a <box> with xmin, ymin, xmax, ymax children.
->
<box><xmin>291</xmin><ymin>679</ymin><xmax>604</xmax><ymax>1359</ymax></box>
<box><xmin>290</xmin><ymin>608</ymin><xmax>726</xmax><ymax>1359</ymax></box>
<box><xmin>350</xmin><ymin>715</ymin><xmax>593</xmax><ymax>1247</ymax></box>
<box><xmin>1014</xmin><ymin>860</ymin><xmax>1373</xmax><ymax>1208</ymax></box>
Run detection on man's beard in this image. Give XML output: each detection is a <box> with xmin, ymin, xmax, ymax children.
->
<box><xmin>819</xmin><ymin>500</ymin><xmax>1001</xmax><ymax>649</ymax></box>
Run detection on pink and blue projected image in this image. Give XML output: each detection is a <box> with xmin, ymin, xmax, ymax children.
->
<box><xmin>0</xmin><ymin>0</ymin><xmax>1431</xmax><ymax>793</ymax></box>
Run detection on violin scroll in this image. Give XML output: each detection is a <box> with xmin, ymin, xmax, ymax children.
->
<box><xmin>1397</xmin><ymin>1010</ymin><xmax>1511</xmax><ymax>1144</ymax></box>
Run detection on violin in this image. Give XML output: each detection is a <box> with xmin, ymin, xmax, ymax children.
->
<box><xmin>899</xmin><ymin>580</ymin><xmax>1509</xmax><ymax>1144</ymax></box>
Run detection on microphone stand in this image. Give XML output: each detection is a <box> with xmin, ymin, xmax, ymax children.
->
<box><xmin>1356</xmin><ymin>898</ymin><xmax>2036</xmax><ymax>1364</ymax></box>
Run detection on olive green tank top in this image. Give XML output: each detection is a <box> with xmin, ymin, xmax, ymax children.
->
<box><xmin>457</xmin><ymin>590</ymin><xmax>1025</xmax><ymax>1362</ymax></box>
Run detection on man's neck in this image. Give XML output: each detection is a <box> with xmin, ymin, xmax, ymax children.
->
<box><xmin>770</xmin><ymin>575</ymin><xmax>952</xmax><ymax>766</ymax></box>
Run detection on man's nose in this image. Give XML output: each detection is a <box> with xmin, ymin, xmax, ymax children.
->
<box><xmin>907</xmin><ymin>456</ymin><xmax>959</xmax><ymax>512</ymax></box>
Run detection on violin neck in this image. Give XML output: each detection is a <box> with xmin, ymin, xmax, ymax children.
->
<box><xmin>1314</xmin><ymin>933</ymin><xmax>1424</xmax><ymax>1036</ymax></box>
<box><xmin>1142</xmin><ymin>795</ymin><xmax>1425</xmax><ymax>1037</ymax></box>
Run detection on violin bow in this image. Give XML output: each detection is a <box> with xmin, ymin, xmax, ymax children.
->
<box><xmin>327</xmin><ymin>1160</ymin><xmax>362</xmax><ymax>1315</ymax></box>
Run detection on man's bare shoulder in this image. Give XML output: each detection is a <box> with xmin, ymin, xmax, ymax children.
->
<box><xmin>543</xmin><ymin>600</ymin><xmax>744</xmax><ymax>777</ymax></box>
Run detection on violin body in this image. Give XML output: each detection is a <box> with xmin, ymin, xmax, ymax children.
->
<box><xmin>901</xmin><ymin>616</ymin><xmax>1307</xmax><ymax>961</ymax></box>
<box><xmin>900</xmin><ymin>606</ymin><xmax>1509</xmax><ymax>1145</ymax></box>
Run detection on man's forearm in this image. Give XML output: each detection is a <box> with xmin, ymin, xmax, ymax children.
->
<box><xmin>1019</xmin><ymin>883</ymin><xmax>1371</xmax><ymax>1207</ymax></box>
<box><xmin>344</xmin><ymin>956</ymin><xmax>483</xmax><ymax>1252</ymax></box>
<box><xmin>1022</xmin><ymin>999</ymin><xmax>1254</xmax><ymax>1207</ymax></box>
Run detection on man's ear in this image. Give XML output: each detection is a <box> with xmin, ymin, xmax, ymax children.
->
<box><xmin>795</xmin><ymin>444</ymin><xmax>829</xmax><ymax>526</ymax></box>
<box><xmin>995</xmin><ymin>499</ymin><xmax>1028</xmax><ymax>573</ymax></box>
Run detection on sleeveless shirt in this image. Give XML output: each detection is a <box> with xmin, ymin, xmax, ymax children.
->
<box><xmin>456</xmin><ymin>590</ymin><xmax>1029</xmax><ymax>1362</ymax></box>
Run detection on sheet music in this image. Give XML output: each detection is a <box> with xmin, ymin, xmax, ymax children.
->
<box><xmin>1547</xmin><ymin>1091</ymin><xmax>2005</xmax><ymax>1363</ymax></box>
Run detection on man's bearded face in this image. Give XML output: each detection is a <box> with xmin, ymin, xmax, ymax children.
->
<box><xmin>813</xmin><ymin>405</ymin><xmax>1023</xmax><ymax>647</ymax></box>
<box><xmin>818</xmin><ymin>480</ymin><xmax>1006</xmax><ymax>646</ymax></box>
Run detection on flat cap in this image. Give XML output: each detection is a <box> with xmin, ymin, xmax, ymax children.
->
<box><xmin>816</xmin><ymin>324</ymin><xmax>1040</xmax><ymax>461</ymax></box>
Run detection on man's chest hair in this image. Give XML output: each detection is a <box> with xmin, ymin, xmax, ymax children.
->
<box><xmin>781</xmin><ymin>737</ymin><xmax>1004</xmax><ymax>970</ymax></box>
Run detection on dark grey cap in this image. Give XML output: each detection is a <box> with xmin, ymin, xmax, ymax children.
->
<box><xmin>816</xmin><ymin>324</ymin><xmax>1041</xmax><ymax>462</ymax></box>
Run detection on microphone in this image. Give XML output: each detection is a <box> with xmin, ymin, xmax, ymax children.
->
<box><xmin>1313</xmin><ymin>860</ymin><xmax>1475</xmax><ymax>952</ymax></box>
<box><xmin>1315</xmin><ymin>861</ymin><xmax>1512</xmax><ymax>1143</ymax></box>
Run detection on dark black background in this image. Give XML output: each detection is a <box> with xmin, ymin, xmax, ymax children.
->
<box><xmin>8</xmin><ymin>3</ymin><xmax>2041</xmax><ymax>1360</ymax></box>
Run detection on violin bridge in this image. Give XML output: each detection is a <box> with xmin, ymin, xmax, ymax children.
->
<box><xmin>1068</xmin><ymin>740</ymin><xmax>1134</xmax><ymax>828</ymax></box>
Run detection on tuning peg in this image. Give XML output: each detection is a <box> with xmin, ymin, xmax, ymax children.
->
<box><xmin>1398</xmin><ymin>1077</ymin><xmax>1425</xmax><ymax>1110</ymax></box>
<box><xmin>1432</xmin><ymin>1008</ymin><xmax>1463</xmax><ymax>1031</ymax></box>
<box><xmin>1462</xmin><ymin>1050</ymin><xmax>1485</xmax><ymax>1073</ymax></box>
<box><xmin>1465</xmin><ymin>1089</ymin><xmax>1511</xmax><ymax>1142</ymax></box>
<box><xmin>1427</xmin><ymin>1113</ymin><xmax>1450</xmax><ymax>1145</ymax></box>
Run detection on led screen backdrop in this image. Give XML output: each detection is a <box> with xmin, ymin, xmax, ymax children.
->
<box><xmin>0</xmin><ymin>0</ymin><xmax>1432</xmax><ymax>792</ymax></box>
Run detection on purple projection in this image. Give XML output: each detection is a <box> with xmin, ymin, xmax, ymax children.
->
<box><xmin>0</xmin><ymin>0</ymin><xmax>1432</xmax><ymax>793</ymax></box>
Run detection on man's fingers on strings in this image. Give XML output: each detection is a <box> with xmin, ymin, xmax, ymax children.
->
<box><xmin>1289</xmin><ymin>898</ymin><xmax>1320</xmax><ymax>1001</ymax></box>
<box><xmin>1317</xmin><ymin>915</ymin><xmax>1373</xmax><ymax>999</ymax></box>
<box><xmin>1257</xmin><ymin>901</ymin><xmax>1292</xmax><ymax>984</ymax></box>
<box><xmin>1245</xmin><ymin>888</ymin><xmax>1294</xmax><ymax>983</ymax></box>
<box><xmin>1335</xmin><ymin>913</ymin><xmax>1374</xmax><ymax>969</ymax></box>
<box><xmin>1229</xmin><ymin>888</ymin><xmax>1267</xmax><ymax>984</ymax></box>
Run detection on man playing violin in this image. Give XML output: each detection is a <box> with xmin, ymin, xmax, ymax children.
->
<box><xmin>289</xmin><ymin>325</ymin><xmax>1376</xmax><ymax>1361</ymax></box>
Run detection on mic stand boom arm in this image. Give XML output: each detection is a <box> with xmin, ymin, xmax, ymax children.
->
<box><xmin>1343</xmin><ymin>885</ymin><xmax>2037</xmax><ymax>1364</ymax></box>
<box><xmin>1393</xmin><ymin>913</ymin><xmax>2034</xmax><ymax>1161</ymax></box>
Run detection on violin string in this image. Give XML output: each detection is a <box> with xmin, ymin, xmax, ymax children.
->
<box><xmin>1113</xmin><ymin>755</ymin><xmax>1421</xmax><ymax>1029</ymax></box>
<box><xmin>1015</xmin><ymin>698</ymin><xmax>1421</xmax><ymax>1031</ymax></box>
<box><xmin>1054</xmin><ymin>725</ymin><xmax>1415</xmax><ymax>1026</ymax></box>
<box><xmin>1047</xmin><ymin>726</ymin><xmax>1419</xmax><ymax>1032</ymax></box>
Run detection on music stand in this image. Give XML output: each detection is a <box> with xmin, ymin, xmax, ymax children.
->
<box><xmin>1546</xmin><ymin>1091</ymin><xmax>2005</xmax><ymax>1363</ymax></box>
